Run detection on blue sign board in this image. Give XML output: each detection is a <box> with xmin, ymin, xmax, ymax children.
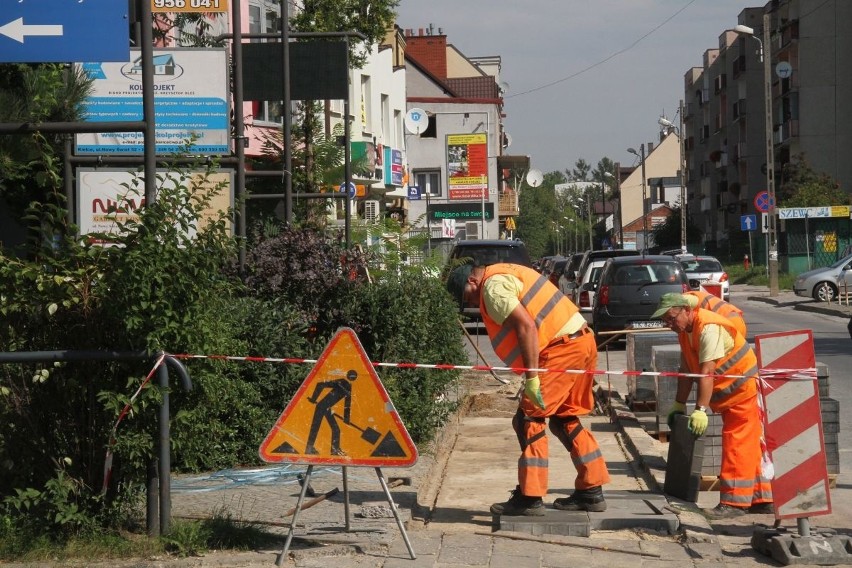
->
<box><xmin>407</xmin><ymin>185</ymin><xmax>421</xmax><ymax>200</ymax></box>
<box><xmin>339</xmin><ymin>182</ymin><xmax>356</xmax><ymax>199</ymax></box>
<box><xmin>741</xmin><ymin>214</ymin><xmax>757</xmax><ymax>232</ymax></box>
<box><xmin>0</xmin><ymin>0</ymin><xmax>128</xmax><ymax>63</ymax></box>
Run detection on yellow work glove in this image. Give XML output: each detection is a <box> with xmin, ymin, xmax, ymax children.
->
<box><xmin>667</xmin><ymin>401</ymin><xmax>687</xmax><ymax>429</ymax></box>
<box><xmin>524</xmin><ymin>376</ymin><xmax>545</xmax><ymax>410</ymax></box>
<box><xmin>688</xmin><ymin>408</ymin><xmax>708</xmax><ymax>436</ymax></box>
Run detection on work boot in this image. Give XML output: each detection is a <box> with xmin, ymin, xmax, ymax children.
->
<box><xmin>553</xmin><ymin>486</ymin><xmax>607</xmax><ymax>512</ymax></box>
<box><xmin>704</xmin><ymin>502</ymin><xmax>748</xmax><ymax>519</ymax></box>
<box><xmin>490</xmin><ymin>486</ymin><xmax>545</xmax><ymax>516</ymax></box>
<box><xmin>748</xmin><ymin>502</ymin><xmax>775</xmax><ymax>515</ymax></box>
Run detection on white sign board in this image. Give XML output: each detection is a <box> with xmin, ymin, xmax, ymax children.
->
<box><xmin>76</xmin><ymin>48</ymin><xmax>230</xmax><ymax>155</ymax></box>
<box><xmin>76</xmin><ymin>168</ymin><xmax>234</xmax><ymax>244</ymax></box>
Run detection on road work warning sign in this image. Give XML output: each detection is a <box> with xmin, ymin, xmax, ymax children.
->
<box><xmin>258</xmin><ymin>328</ymin><xmax>418</xmax><ymax>467</ymax></box>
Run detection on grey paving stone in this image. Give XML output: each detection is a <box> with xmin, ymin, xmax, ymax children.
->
<box><xmin>495</xmin><ymin>509</ymin><xmax>590</xmax><ymax>537</ymax></box>
<box><xmin>487</xmin><ymin>553</ymin><xmax>542</xmax><ymax>568</ymax></box>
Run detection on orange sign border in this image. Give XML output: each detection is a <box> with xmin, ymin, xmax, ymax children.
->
<box><xmin>258</xmin><ymin>328</ymin><xmax>418</xmax><ymax>467</ymax></box>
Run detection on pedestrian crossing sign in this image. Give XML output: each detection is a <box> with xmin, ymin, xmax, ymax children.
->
<box><xmin>258</xmin><ymin>327</ymin><xmax>418</xmax><ymax>467</ymax></box>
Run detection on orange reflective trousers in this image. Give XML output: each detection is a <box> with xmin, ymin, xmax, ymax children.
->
<box><xmin>514</xmin><ymin>330</ymin><xmax>610</xmax><ymax>497</ymax></box>
<box><xmin>718</xmin><ymin>394</ymin><xmax>773</xmax><ymax>507</ymax></box>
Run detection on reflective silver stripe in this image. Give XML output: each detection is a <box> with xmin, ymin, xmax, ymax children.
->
<box><xmin>716</xmin><ymin>342</ymin><xmax>751</xmax><ymax>374</ymax></box>
<box><xmin>720</xmin><ymin>478</ymin><xmax>753</xmax><ymax>489</ymax></box>
<box><xmin>711</xmin><ymin>373</ymin><xmax>755</xmax><ymax>403</ymax></box>
<box><xmin>520</xmin><ymin>275</ymin><xmax>562</xmax><ymax>327</ymax></box>
<box><xmin>720</xmin><ymin>493</ymin><xmax>753</xmax><ymax>504</ymax></box>
<box><xmin>571</xmin><ymin>448</ymin><xmax>603</xmax><ymax>467</ymax></box>
<box><xmin>520</xmin><ymin>457</ymin><xmax>548</xmax><ymax>468</ymax></box>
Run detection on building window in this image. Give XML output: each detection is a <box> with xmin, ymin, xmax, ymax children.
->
<box><xmin>414</xmin><ymin>170</ymin><xmax>441</xmax><ymax>197</ymax></box>
<box><xmin>248</xmin><ymin>1</ymin><xmax>283</xmax><ymax>124</ymax></box>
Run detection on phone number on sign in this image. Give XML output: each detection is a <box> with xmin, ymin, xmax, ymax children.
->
<box><xmin>151</xmin><ymin>0</ymin><xmax>228</xmax><ymax>12</ymax></box>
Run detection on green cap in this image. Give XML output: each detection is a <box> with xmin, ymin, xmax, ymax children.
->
<box><xmin>446</xmin><ymin>264</ymin><xmax>472</xmax><ymax>310</ymax></box>
<box><xmin>651</xmin><ymin>292</ymin><xmax>692</xmax><ymax>320</ymax></box>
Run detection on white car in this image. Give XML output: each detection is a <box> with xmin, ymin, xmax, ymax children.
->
<box><xmin>574</xmin><ymin>259</ymin><xmax>607</xmax><ymax>324</ymax></box>
<box><xmin>677</xmin><ymin>255</ymin><xmax>730</xmax><ymax>301</ymax></box>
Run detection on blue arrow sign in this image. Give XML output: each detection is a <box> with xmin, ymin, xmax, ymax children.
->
<box><xmin>741</xmin><ymin>214</ymin><xmax>757</xmax><ymax>232</ymax></box>
<box><xmin>0</xmin><ymin>0</ymin><xmax>128</xmax><ymax>63</ymax></box>
<box><xmin>339</xmin><ymin>182</ymin><xmax>356</xmax><ymax>199</ymax></box>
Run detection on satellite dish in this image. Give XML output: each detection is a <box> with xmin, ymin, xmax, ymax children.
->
<box><xmin>526</xmin><ymin>169</ymin><xmax>543</xmax><ymax>188</ymax></box>
<box><xmin>404</xmin><ymin>108</ymin><xmax>429</xmax><ymax>135</ymax></box>
<box><xmin>498</xmin><ymin>81</ymin><xmax>510</xmax><ymax>95</ymax></box>
<box><xmin>502</xmin><ymin>133</ymin><xmax>512</xmax><ymax>149</ymax></box>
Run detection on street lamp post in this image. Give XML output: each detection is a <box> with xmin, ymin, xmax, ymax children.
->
<box><xmin>602</xmin><ymin>171</ymin><xmax>614</xmax><ymax>247</ymax></box>
<box><xmin>659</xmin><ymin>102</ymin><xmax>687</xmax><ymax>254</ymax></box>
<box><xmin>735</xmin><ymin>16</ymin><xmax>779</xmax><ymax>297</ymax></box>
<box><xmin>628</xmin><ymin>145</ymin><xmax>647</xmax><ymax>253</ymax></box>
<box><xmin>564</xmin><ymin>216</ymin><xmax>574</xmax><ymax>253</ymax></box>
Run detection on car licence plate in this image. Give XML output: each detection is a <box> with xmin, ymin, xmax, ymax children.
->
<box><xmin>630</xmin><ymin>320</ymin><xmax>666</xmax><ymax>329</ymax></box>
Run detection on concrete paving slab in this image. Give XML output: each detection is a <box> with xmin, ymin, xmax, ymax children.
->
<box><xmin>494</xmin><ymin>509</ymin><xmax>590</xmax><ymax>536</ymax></box>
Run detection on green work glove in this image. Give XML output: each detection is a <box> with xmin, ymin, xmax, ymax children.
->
<box><xmin>667</xmin><ymin>401</ymin><xmax>687</xmax><ymax>429</ymax></box>
<box><xmin>524</xmin><ymin>376</ymin><xmax>545</xmax><ymax>410</ymax></box>
<box><xmin>688</xmin><ymin>409</ymin><xmax>709</xmax><ymax>436</ymax></box>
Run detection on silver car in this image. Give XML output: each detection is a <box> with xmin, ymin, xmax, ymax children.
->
<box><xmin>794</xmin><ymin>253</ymin><xmax>852</xmax><ymax>302</ymax></box>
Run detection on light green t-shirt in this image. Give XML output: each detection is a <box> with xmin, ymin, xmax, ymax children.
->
<box><xmin>698</xmin><ymin>323</ymin><xmax>734</xmax><ymax>363</ymax></box>
<box><xmin>482</xmin><ymin>273</ymin><xmax>585</xmax><ymax>336</ymax></box>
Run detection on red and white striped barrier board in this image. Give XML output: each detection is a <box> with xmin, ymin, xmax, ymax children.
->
<box><xmin>755</xmin><ymin>330</ymin><xmax>831</xmax><ymax>520</ymax></box>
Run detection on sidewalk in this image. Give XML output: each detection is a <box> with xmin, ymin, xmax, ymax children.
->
<box><xmin>77</xmin><ymin>287</ymin><xmax>849</xmax><ymax>568</ymax></box>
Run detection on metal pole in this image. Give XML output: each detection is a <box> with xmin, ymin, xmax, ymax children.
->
<box><xmin>763</xmin><ymin>12</ymin><xmax>779</xmax><ymax>296</ymax></box>
<box><xmin>678</xmin><ymin>99</ymin><xmax>687</xmax><ymax>253</ymax></box>
<box><xmin>426</xmin><ymin>190</ymin><xmax>432</xmax><ymax>254</ymax></box>
<box><xmin>158</xmin><ymin>363</ymin><xmax>171</xmax><ymax>535</ymax></box>
<box><xmin>232</xmin><ymin>0</ymin><xmax>247</xmax><ymax>271</ymax></box>
<box><xmin>343</xmin><ymin>37</ymin><xmax>352</xmax><ymax>248</ymax></box>
<box><xmin>282</xmin><ymin>0</ymin><xmax>293</xmax><ymax>225</ymax></box>
<box><xmin>139</xmin><ymin>0</ymin><xmax>156</xmax><ymax>204</ymax></box>
<box><xmin>641</xmin><ymin>144</ymin><xmax>648</xmax><ymax>253</ymax></box>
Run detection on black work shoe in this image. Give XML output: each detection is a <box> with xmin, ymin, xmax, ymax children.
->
<box><xmin>704</xmin><ymin>503</ymin><xmax>748</xmax><ymax>519</ymax></box>
<box><xmin>749</xmin><ymin>502</ymin><xmax>775</xmax><ymax>514</ymax></box>
<box><xmin>490</xmin><ymin>486</ymin><xmax>545</xmax><ymax>516</ymax></box>
<box><xmin>553</xmin><ymin>486</ymin><xmax>607</xmax><ymax>512</ymax></box>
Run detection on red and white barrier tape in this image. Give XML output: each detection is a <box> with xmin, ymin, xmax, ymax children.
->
<box><xmin>101</xmin><ymin>352</ymin><xmax>166</xmax><ymax>494</ymax></box>
<box><xmin>170</xmin><ymin>352</ymin><xmax>815</xmax><ymax>382</ymax></box>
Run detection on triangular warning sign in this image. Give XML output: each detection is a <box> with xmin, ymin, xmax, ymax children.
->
<box><xmin>259</xmin><ymin>328</ymin><xmax>418</xmax><ymax>467</ymax></box>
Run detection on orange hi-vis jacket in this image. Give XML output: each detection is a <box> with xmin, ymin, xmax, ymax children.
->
<box><xmin>685</xmin><ymin>290</ymin><xmax>747</xmax><ymax>337</ymax></box>
<box><xmin>480</xmin><ymin>264</ymin><xmax>578</xmax><ymax>373</ymax></box>
<box><xmin>678</xmin><ymin>308</ymin><xmax>758</xmax><ymax>412</ymax></box>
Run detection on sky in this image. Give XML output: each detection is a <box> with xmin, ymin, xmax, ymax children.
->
<box><xmin>394</xmin><ymin>0</ymin><xmax>755</xmax><ymax>175</ymax></box>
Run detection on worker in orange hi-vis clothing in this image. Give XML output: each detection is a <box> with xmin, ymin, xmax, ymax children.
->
<box><xmin>446</xmin><ymin>263</ymin><xmax>610</xmax><ymax>516</ymax></box>
<box><xmin>684</xmin><ymin>289</ymin><xmax>747</xmax><ymax>337</ymax></box>
<box><xmin>654</xmin><ymin>293</ymin><xmax>773</xmax><ymax>519</ymax></box>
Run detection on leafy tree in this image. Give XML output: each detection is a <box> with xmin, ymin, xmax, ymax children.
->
<box><xmin>650</xmin><ymin>206</ymin><xmax>702</xmax><ymax>251</ymax></box>
<box><xmin>568</xmin><ymin>159</ymin><xmax>591</xmax><ymax>182</ymax></box>
<box><xmin>0</xmin><ymin>64</ymin><xmax>93</xmax><ymax>223</ymax></box>
<box><xmin>779</xmin><ymin>154</ymin><xmax>850</xmax><ymax>207</ymax></box>
<box><xmin>517</xmin><ymin>171</ymin><xmax>560</xmax><ymax>258</ymax></box>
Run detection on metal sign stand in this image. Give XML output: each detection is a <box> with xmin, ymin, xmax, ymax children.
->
<box><xmin>275</xmin><ymin>466</ymin><xmax>415</xmax><ymax>566</ymax></box>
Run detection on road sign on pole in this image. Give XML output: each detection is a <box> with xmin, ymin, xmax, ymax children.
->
<box><xmin>754</xmin><ymin>191</ymin><xmax>774</xmax><ymax>213</ymax></box>
<box><xmin>0</xmin><ymin>0</ymin><xmax>129</xmax><ymax>63</ymax></box>
<box><xmin>339</xmin><ymin>182</ymin><xmax>356</xmax><ymax>199</ymax></box>
<box><xmin>741</xmin><ymin>214</ymin><xmax>757</xmax><ymax>232</ymax></box>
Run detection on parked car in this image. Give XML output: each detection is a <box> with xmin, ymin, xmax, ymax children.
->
<box><xmin>557</xmin><ymin>252</ymin><xmax>585</xmax><ymax>296</ymax></box>
<box><xmin>443</xmin><ymin>239</ymin><xmax>532</xmax><ymax>320</ymax></box>
<box><xmin>571</xmin><ymin>249</ymin><xmax>640</xmax><ymax>306</ymax></box>
<box><xmin>678</xmin><ymin>255</ymin><xmax>730</xmax><ymax>300</ymax></box>
<box><xmin>793</xmin><ymin>253</ymin><xmax>852</xmax><ymax>302</ymax></box>
<box><xmin>592</xmin><ymin>255</ymin><xmax>690</xmax><ymax>338</ymax></box>
<box><xmin>574</xmin><ymin>258</ymin><xmax>607</xmax><ymax>324</ymax></box>
<box><xmin>545</xmin><ymin>257</ymin><xmax>569</xmax><ymax>287</ymax></box>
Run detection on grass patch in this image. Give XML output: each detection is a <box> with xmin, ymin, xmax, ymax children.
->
<box><xmin>0</xmin><ymin>509</ymin><xmax>283</xmax><ymax>562</ymax></box>
<box><xmin>725</xmin><ymin>264</ymin><xmax>795</xmax><ymax>290</ymax></box>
